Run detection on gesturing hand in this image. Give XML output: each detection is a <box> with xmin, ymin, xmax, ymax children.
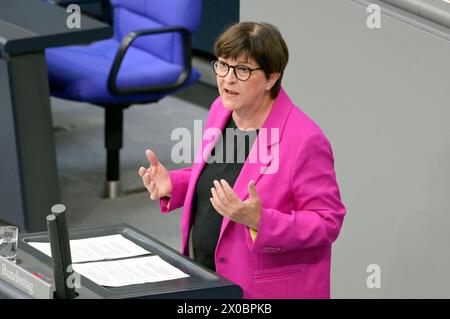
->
<box><xmin>138</xmin><ymin>149</ymin><xmax>173</xmax><ymax>200</ymax></box>
<box><xmin>210</xmin><ymin>179</ymin><xmax>262</xmax><ymax>230</ymax></box>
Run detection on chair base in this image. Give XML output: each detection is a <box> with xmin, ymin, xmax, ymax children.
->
<box><xmin>104</xmin><ymin>181</ymin><xmax>121</xmax><ymax>199</ymax></box>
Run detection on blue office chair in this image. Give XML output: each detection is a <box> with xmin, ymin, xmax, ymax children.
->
<box><xmin>46</xmin><ymin>0</ymin><xmax>202</xmax><ymax>198</ymax></box>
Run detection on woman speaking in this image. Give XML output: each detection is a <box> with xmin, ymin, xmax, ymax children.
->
<box><xmin>139</xmin><ymin>22</ymin><xmax>346</xmax><ymax>299</ymax></box>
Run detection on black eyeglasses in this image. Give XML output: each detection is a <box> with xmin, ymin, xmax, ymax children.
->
<box><xmin>211</xmin><ymin>60</ymin><xmax>262</xmax><ymax>81</ymax></box>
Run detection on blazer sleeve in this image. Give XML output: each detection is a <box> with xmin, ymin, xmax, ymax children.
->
<box><xmin>246</xmin><ymin>132</ymin><xmax>346</xmax><ymax>253</ymax></box>
<box><xmin>159</xmin><ymin>167</ymin><xmax>192</xmax><ymax>214</ymax></box>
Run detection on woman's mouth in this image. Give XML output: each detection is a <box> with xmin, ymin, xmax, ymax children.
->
<box><xmin>224</xmin><ymin>88</ymin><xmax>239</xmax><ymax>97</ymax></box>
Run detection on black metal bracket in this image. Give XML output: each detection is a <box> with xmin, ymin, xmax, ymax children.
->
<box><xmin>107</xmin><ymin>26</ymin><xmax>192</xmax><ymax>96</ymax></box>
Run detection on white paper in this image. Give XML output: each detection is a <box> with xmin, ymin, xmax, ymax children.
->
<box><xmin>72</xmin><ymin>255</ymin><xmax>189</xmax><ymax>287</ymax></box>
<box><xmin>27</xmin><ymin>234</ymin><xmax>150</xmax><ymax>263</ymax></box>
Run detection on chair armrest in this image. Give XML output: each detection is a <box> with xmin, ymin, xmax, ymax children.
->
<box><xmin>107</xmin><ymin>26</ymin><xmax>193</xmax><ymax>96</ymax></box>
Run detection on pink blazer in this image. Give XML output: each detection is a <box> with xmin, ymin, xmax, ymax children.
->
<box><xmin>160</xmin><ymin>88</ymin><xmax>346</xmax><ymax>299</ymax></box>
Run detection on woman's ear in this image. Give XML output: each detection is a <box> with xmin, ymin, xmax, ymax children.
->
<box><xmin>265</xmin><ymin>72</ymin><xmax>281</xmax><ymax>92</ymax></box>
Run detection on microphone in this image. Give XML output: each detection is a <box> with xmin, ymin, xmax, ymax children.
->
<box><xmin>47</xmin><ymin>204</ymin><xmax>77</xmax><ymax>299</ymax></box>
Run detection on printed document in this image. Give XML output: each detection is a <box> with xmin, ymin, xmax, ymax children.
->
<box><xmin>72</xmin><ymin>255</ymin><xmax>189</xmax><ymax>287</ymax></box>
<box><xmin>27</xmin><ymin>234</ymin><xmax>150</xmax><ymax>263</ymax></box>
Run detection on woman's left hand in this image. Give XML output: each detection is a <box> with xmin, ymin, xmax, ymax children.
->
<box><xmin>210</xmin><ymin>179</ymin><xmax>261</xmax><ymax>231</ymax></box>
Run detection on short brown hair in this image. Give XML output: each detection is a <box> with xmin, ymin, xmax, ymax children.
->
<box><xmin>214</xmin><ymin>22</ymin><xmax>289</xmax><ymax>99</ymax></box>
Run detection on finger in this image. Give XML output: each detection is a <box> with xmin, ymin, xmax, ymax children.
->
<box><xmin>211</xmin><ymin>187</ymin><xmax>222</xmax><ymax>207</ymax></box>
<box><xmin>211</xmin><ymin>187</ymin><xmax>227</xmax><ymax>214</ymax></box>
<box><xmin>150</xmin><ymin>165</ymin><xmax>156</xmax><ymax>177</ymax></box>
<box><xmin>143</xmin><ymin>172</ymin><xmax>151</xmax><ymax>187</ymax></box>
<box><xmin>146</xmin><ymin>149</ymin><xmax>159</xmax><ymax>168</ymax></box>
<box><xmin>142</xmin><ymin>172</ymin><xmax>148</xmax><ymax>187</ymax></box>
<box><xmin>149</xmin><ymin>182</ymin><xmax>159</xmax><ymax>199</ymax></box>
<box><xmin>213</xmin><ymin>180</ymin><xmax>229</xmax><ymax>202</ymax></box>
<box><xmin>248</xmin><ymin>180</ymin><xmax>259</xmax><ymax>199</ymax></box>
<box><xmin>220</xmin><ymin>179</ymin><xmax>240</xmax><ymax>201</ymax></box>
<box><xmin>210</xmin><ymin>196</ymin><xmax>225</xmax><ymax>217</ymax></box>
<box><xmin>138</xmin><ymin>167</ymin><xmax>146</xmax><ymax>177</ymax></box>
<box><xmin>149</xmin><ymin>181</ymin><xmax>156</xmax><ymax>194</ymax></box>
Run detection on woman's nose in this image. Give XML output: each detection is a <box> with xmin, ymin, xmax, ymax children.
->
<box><xmin>224</xmin><ymin>68</ymin><xmax>238</xmax><ymax>83</ymax></box>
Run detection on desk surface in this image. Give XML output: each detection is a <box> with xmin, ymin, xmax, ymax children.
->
<box><xmin>0</xmin><ymin>0</ymin><xmax>112</xmax><ymax>55</ymax></box>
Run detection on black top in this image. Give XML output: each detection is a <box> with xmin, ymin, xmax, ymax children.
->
<box><xmin>191</xmin><ymin>116</ymin><xmax>258</xmax><ymax>271</ymax></box>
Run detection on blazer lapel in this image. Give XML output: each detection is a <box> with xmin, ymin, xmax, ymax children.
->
<box><xmin>189</xmin><ymin>104</ymin><xmax>232</xmax><ymax>203</ymax></box>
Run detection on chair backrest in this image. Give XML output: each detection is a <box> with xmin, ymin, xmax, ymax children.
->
<box><xmin>110</xmin><ymin>0</ymin><xmax>202</xmax><ymax>65</ymax></box>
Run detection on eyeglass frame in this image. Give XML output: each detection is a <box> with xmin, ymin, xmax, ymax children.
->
<box><xmin>211</xmin><ymin>60</ymin><xmax>263</xmax><ymax>81</ymax></box>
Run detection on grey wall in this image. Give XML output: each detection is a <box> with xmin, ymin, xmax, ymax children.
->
<box><xmin>241</xmin><ymin>0</ymin><xmax>450</xmax><ymax>298</ymax></box>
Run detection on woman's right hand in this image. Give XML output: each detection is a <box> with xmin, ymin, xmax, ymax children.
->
<box><xmin>138</xmin><ymin>149</ymin><xmax>173</xmax><ymax>200</ymax></box>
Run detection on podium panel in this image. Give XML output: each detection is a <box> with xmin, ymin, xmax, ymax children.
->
<box><xmin>0</xmin><ymin>224</ymin><xmax>243</xmax><ymax>299</ymax></box>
